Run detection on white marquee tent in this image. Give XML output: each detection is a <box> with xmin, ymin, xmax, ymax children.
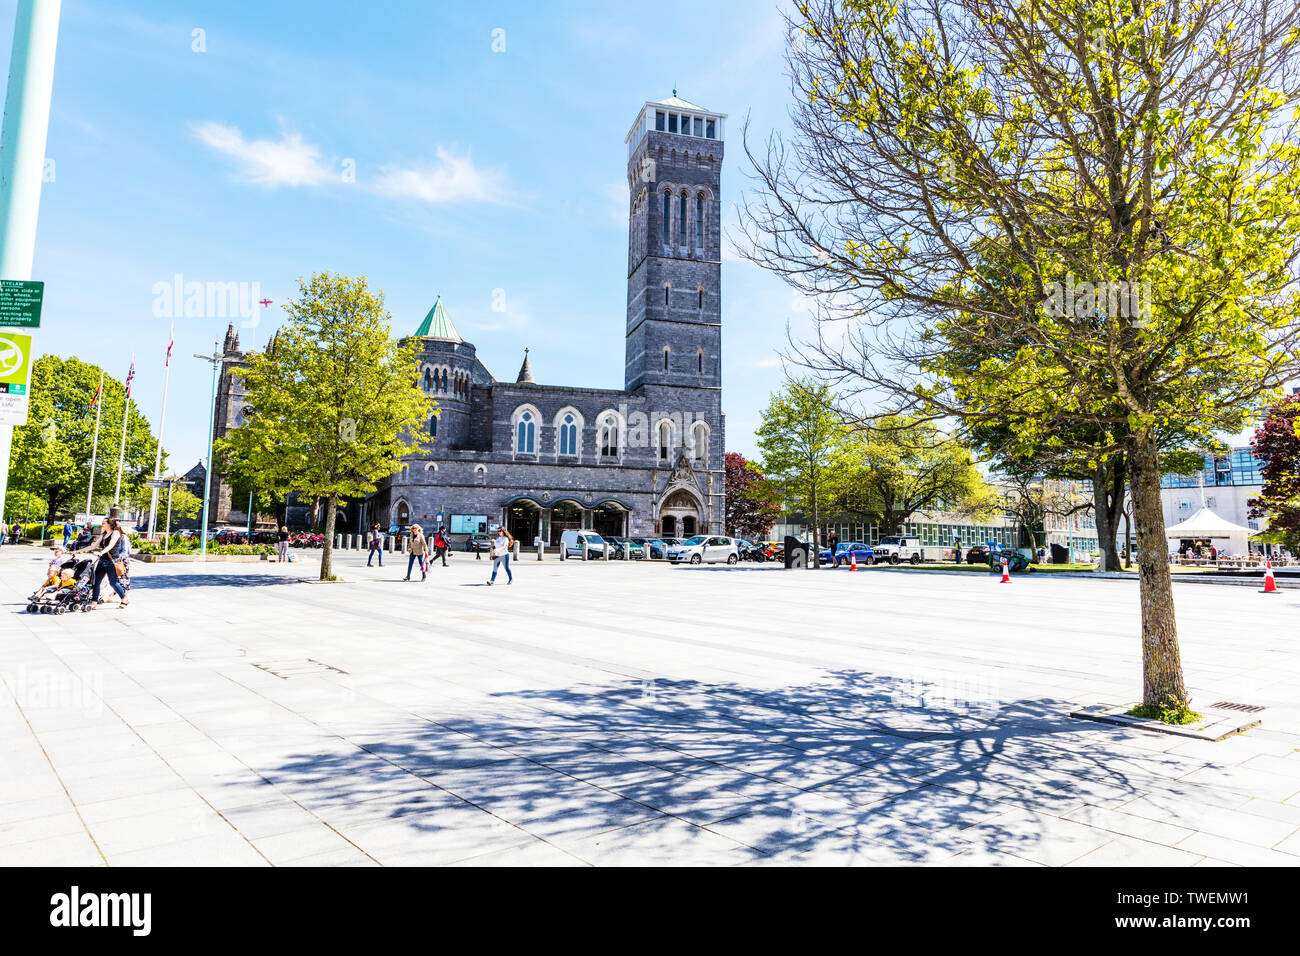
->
<box><xmin>1165</xmin><ymin>507</ymin><xmax>1255</xmax><ymax>555</ymax></box>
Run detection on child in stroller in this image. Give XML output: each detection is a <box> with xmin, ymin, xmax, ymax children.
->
<box><xmin>27</xmin><ymin>551</ymin><xmax>98</xmax><ymax>614</ymax></box>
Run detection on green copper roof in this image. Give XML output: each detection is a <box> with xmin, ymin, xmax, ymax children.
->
<box><xmin>414</xmin><ymin>296</ymin><xmax>462</xmax><ymax>342</ymax></box>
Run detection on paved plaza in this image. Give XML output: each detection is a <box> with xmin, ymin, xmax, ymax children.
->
<box><xmin>1</xmin><ymin>545</ymin><xmax>1299</xmax><ymax>867</ymax></box>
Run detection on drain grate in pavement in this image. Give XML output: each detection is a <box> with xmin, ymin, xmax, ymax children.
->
<box><xmin>251</xmin><ymin>658</ymin><xmax>349</xmax><ymax>679</ymax></box>
<box><xmin>1209</xmin><ymin>701</ymin><xmax>1266</xmax><ymax>714</ymax></box>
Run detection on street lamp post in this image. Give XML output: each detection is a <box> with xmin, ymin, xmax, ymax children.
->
<box><xmin>194</xmin><ymin>344</ymin><xmax>224</xmax><ymax>559</ymax></box>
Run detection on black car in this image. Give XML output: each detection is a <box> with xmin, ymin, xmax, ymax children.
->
<box><xmin>465</xmin><ymin>533</ymin><xmax>493</xmax><ymax>553</ymax></box>
<box><xmin>964</xmin><ymin>542</ymin><xmax>999</xmax><ymax>564</ymax></box>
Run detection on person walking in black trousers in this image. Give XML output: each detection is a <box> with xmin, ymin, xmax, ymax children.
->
<box><xmin>366</xmin><ymin>524</ymin><xmax>383</xmax><ymax>567</ymax></box>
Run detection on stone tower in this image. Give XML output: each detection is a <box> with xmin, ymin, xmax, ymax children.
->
<box><xmin>624</xmin><ymin>93</ymin><xmax>725</xmax><ymax>394</ymax></box>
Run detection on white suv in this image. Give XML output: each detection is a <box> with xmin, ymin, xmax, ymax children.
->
<box><xmin>872</xmin><ymin>535</ymin><xmax>923</xmax><ymax>565</ymax></box>
<box><xmin>666</xmin><ymin>535</ymin><xmax>739</xmax><ymax>565</ymax></box>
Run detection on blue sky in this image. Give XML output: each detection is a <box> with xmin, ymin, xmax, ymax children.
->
<box><xmin>1</xmin><ymin>0</ymin><xmax>805</xmax><ymax>473</ymax></box>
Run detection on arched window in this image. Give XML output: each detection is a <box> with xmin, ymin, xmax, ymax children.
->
<box><xmin>475</xmin><ymin>465</ymin><xmax>486</xmax><ymax>485</ymax></box>
<box><xmin>664</xmin><ymin>284</ymin><xmax>670</xmax><ymax>306</ymax></box>
<box><xmin>679</xmin><ymin>192</ymin><xmax>688</xmax><ymax>246</ymax></box>
<box><xmin>698</xmin><ymin>287</ymin><xmax>704</xmax><ymax>309</ymax></box>
<box><xmin>662</xmin><ymin>190</ymin><xmax>670</xmax><ymax>244</ymax></box>
<box><xmin>658</xmin><ymin>420</ymin><xmax>672</xmax><ymax>460</ymax></box>
<box><xmin>558</xmin><ymin>413</ymin><xmax>578</xmax><ymax>456</ymax></box>
<box><xmin>600</xmin><ymin>416</ymin><xmax>619</xmax><ymax>457</ymax></box>
<box><xmin>429</xmin><ymin>414</ymin><xmax>438</xmax><ymax>437</ymax></box>
<box><xmin>663</xmin><ymin>347</ymin><xmax>670</xmax><ymax>371</ymax></box>
<box><xmin>696</xmin><ymin>192</ymin><xmax>705</xmax><ymax>251</ymax></box>
<box><xmin>692</xmin><ymin>421</ymin><xmax>709</xmax><ymax>464</ymax></box>
<box><xmin>697</xmin><ymin>350</ymin><xmax>704</xmax><ymax>373</ymax></box>
<box><xmin>422</xmin><ymin>368</ymin><xmax>432</xmax><ymax>391</ymax></box>
<box><xmin>516</xmin><ymin>411</ymin><xmax>535</xmax><ymax>454</ymax></box>
<box><xmin>441</xmin><ymin>369</ymin><xmax>448</xmax><ymax>392</ymax></box>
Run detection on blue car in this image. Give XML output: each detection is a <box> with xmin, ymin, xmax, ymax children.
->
<box><xmin>818</xmin><ymin>542</ymin><xmax>874</xmax><ymax>566</ymax></box>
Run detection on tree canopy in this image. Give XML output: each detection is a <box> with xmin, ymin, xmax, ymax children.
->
<box><xmin>216</xmin><ymin>273</ymin><xmax>435</xmax><ymax>579</ymax></box>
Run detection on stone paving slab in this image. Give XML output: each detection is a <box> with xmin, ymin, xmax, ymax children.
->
<box><xmin>2</xmin><ymin>546</ymin><xmax>1299</xmax><ymax>866</ymax></box>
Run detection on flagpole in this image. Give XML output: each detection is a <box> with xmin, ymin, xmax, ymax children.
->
<box><xmin>146</xmin><ymin>322</ymin><xmax>172</xmax><ymax>538</ymax></box>
<box><xmin>113</xmin><ymin>353</ymin><xmax>132</xmax><ymax>506</ymax></box>
<box><xmin>85</xmin><ymin>369</ymin><xmax>103</xmax><ymax>515</ymax></box>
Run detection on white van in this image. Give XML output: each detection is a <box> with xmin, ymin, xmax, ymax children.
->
<box><xmin>560</xmin><ymin>529</ymin><xmax>608</xmax><ymax>558</ymax></box>
<box><xmin>666</xmin><ymin>535</ymin><xmax>739</xmax><ymax>565</ymax></box>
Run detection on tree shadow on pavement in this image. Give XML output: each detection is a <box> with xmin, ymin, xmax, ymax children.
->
<box><xmin>227</xmin><ymin>668</ymin><xmax>1224</xmax><ymax>865</ymax></box>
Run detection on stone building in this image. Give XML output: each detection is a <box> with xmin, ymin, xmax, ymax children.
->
<box><xmin>359</xmin><ymin>94</ymin><xmax>729</xmax><ymax>544</ymax></box>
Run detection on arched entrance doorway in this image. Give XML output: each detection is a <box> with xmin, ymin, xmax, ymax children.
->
<box><xmin>591</xmin><ymin>502</ymin><xmax>626</xmax><ymax>539</ymax></box>
<box><xmin>549</xmin><ymin>500</ymin><xmax>583</xmax><ymax>546</ymax></box>
<box><xmin>394</xmin><ymin>500</ymin><xmax>410</xmax><ymax>527</ymax></box>
<box><xmin>659</xmin><ymin>489</ymin><xmax>701</xmax><ymax>538</ymax></box>
<box><xmin>505</xmin><ymin>499</ymin><xmax>541</xmax><ymax>545</ymax></box>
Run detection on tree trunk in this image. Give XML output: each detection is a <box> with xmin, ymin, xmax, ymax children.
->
<box><xmin>1092</xmin><ymin>470</ymin><xmax>1120</xmax><ymax>571</ymax></box>
<box><xmin>1124</xmin><ymin>510</ymin><xmax>1132</xmax><ymax>569</ymax></box>
<box><xmin>1130</xmin><ymin>427</ymin><xmax>1188</xmax><ymax>708</ymax></box>
<box><xmin>320</xmin><ymin>494</ymin><xmax>337</xmax><ymax>581</ymax></box>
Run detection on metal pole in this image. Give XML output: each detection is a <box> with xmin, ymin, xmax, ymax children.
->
<box><xmin>86</xmin><ymin>369</ymin><xmax>102</xmax><ymax>515</ymax></box>
<box><xmin>246</xmin><ymin>488</ymin><xmax>253</xmax><ymax>539</ymax></box>
<box><xmin>195</xmin><ymin>344</ymin><xmax>222</xmax><ymax>559</ymax></box>
<box><xmin>0</xmin><ymin>0</ymin><xmax>62</xmax><ymax>527</ymax></box>
<box><xmin>163</xmin><ymin>480</ymin><xmax>172</xmax><ymax>555</ymax></box>
<box><xmin>112</xmin><ymin>353</ymin><xmax>132</xmax><ymax>506</ymax></box>
<box><xmin>147</xmin><ymin>321</ymin><xmax>173</xmax><ymax>538</ymax></box>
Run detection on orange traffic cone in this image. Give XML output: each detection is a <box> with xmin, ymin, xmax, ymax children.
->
<box><xmin>849</xmin><ymin>552</ymin><xmax>858</xmax><ymax>572</ymax></box>
<box><xmin>1000</xmin><ymin>557</ymin><xmax>1010</xmax><ymax>583</ymax></box>
<box><xmin>1262</xmin><ymin>559</ymin><xmax>1279</xmax><ymax>594</ymax></box>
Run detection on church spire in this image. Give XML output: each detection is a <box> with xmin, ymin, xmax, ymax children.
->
<box><xmin>516</xmin><ymin>347</ymin><xmax>534</xmax><ymax>384</ymax></box>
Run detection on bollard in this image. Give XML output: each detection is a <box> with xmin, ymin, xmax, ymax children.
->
<box><xmin>604</xmin><ymin>540</ymin><xmax>610</xmax><ymax>562</ymax></box>
<box><xmin>335</xmin><ymin>533</ymin><xmax>342</xmax><ymax>549</ymax></box>
<box><xmin>624</xmin><ymin>542</ymin><xmax>630</xmax><ymax>560</ymax></box>
<box><xmin>513</xmin><ymin>541</ymin><xmax>520</xmax><ymax>560</ymax></box>
<box><xmin>537</xmin><ymin>540</ymin><xmax>544</xmax><ymax>561</ymax></box>
<box><xmin>559</xmin><ymin>543</ymin><xmax>565</xmax><ymax>561</ymax></box>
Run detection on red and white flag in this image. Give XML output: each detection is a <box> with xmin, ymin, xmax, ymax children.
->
<box><xmin>165</xmin><ymin>334</ymin><xmax>173</xmax><ymax>367</ymax></box>
<box><xmin>124</xmin><ymin>362</ymin><xmax>135</xmax><ymax>398</ymax></box>
<box><xmin>90</xmin><ymin>379</ymin><xmax>102</xmax><ymax>408</ymax></box>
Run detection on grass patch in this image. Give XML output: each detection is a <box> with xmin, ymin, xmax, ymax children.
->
<box><xmin>1125</xmin><ymin>700</ymin><xmax>1204</xmax><ymax>725</ymax></box>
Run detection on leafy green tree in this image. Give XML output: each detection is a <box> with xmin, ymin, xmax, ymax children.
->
<box><xmin>159</xmin><ymin>484</ymin><xmax>203</xmax><ymax>534</ymax></box>
<box><xmin>217</xmin><ymin>272</ymin><xmax>435</xmax><ymax>580</ymax></box>
<box><xmin>824</xmin><ymin>416</ymin><xmax>999</xmax><ymax>536</ymax></box>
<box><xmin>7</xmin><ymin>355</ymin><xmax>160</xmax><ymax>519</ymax></box>
<box><xmin>740</xmin><ymin>0</ymin><xmax>1300</xmax><ymax>711</ymax></box>
<box><xmin>755</xmin><ymin>379</ymin><xmax>841</xmax><ymax>554</ymax></box>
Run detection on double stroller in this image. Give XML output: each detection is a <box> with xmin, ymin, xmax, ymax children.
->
<box><xmin>26</xmin><ymin>552</ymin><xmax>98</xmax><ymax>614</ymax></box>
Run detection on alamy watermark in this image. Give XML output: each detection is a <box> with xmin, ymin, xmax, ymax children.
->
<box><xmin>1042</xmin><ymin>273</ymin><xmax>1152</xmax><ymax>327</ymax></box>
<box><xmin>151</xmin><ymin>274</ymin><xmax>264</xmax><ymax>329</ymax></box>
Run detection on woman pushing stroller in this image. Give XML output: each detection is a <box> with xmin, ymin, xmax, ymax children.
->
<box><xmin>87</xmin><ymin>514</ymin><xmax>131</xmax><ymax>609</ymax></box>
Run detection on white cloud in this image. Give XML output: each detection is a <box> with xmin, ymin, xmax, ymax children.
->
<box><xmin>374</xmin><ymin>148</ymin><xmax>508</xmax><ymax>205</ymax></box>
<box><xmin>192</xmin><ymin>122</ymin><xmax>334</xmax><ymax>187</ymax></box>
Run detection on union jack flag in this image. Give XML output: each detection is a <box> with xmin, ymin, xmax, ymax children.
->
<box><xmin>124</xmin><ymin>362</ymin><xmax>135</xmax><ymax>398</ymax></box>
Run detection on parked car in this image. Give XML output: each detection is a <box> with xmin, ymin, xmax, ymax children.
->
<box><xmin>249</xmin><ymin>530</ymin><xmax>279</xmax><ymax>545</ymax></box>
<box><xmin>819</xmin><ymin>542</ymin><xmax>875</xmax><ymax>566</ymax></box>
<box><xmin>666</xmin><ymin>535</ymin><xmax>740</xmax><ymax>565</ymax></box>
<box><xmin>465</xmin><ymin>533</ymin><xmax>494</xmax><ymax>553</ymax></box>
<box><xmin>631</xmin><ymin>537</ymin><xmax>668</xmax><ymax>559</ymax></box>
<box><xmin>560</xmin><ymin>529</ymin><xmax>608</xmax><ymax>557</ymax></box>
<box><xmin>605</xmin><ymin>537</ymin><xmax>645</xmax><ymax>559</ymax></box>
<box><xmin>872</xmin><ymin>535</ymin><xmax>923</xmax><ymax>565</ymax></box>
<box><xmin>964</xmin><ymin>542</ymin><xmax>1000</xmax><ymax>564</ymax></box>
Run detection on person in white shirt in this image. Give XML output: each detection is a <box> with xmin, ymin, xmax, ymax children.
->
<box><xmin>487</xmin><ymin>527</ymin><xmax>514</xmax><ymax>585</ymax></box>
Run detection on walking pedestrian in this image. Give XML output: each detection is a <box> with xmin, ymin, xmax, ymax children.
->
<box><xmin>276</xmin><ymin>525</ymin><xmax>290</xmax><ymax>562</ymax></box>
<box><xmin>827</xmin><ymin>529</ymin><xmax>839</xmax><ymax>565</ymax></box>
<box><xmin>486</xmin><ymin>526</ymin><xmax>514</xmax><ymax>585</ymax></box>
<box><xmin>433</xmin><ymin>525</ymin><xmax>449</xmax><ymax>567</ymax></box>
<box><xmin>89</xmin><ymin>515</ymin><xmax>131</xmax><ymax>608</ymax></box>
<box><xmin>0</xmin><ymin>518</ymin><xmax>6</xmax><ymax>547</ymax></box>
<box><xmin>62</xmin><ymin>523</ymin><xmax>73</xmax><ymax>549</ymax></box>
<box><xmin>366</xmin><ymin>524</ymin><xmax>383</xmax><ymax>567</ymax></box>
<box><xmin>953</xmin><ymin>537</ymin><xmax>962</xmax><ymax>564</ymax></box>
<box><xmin>405</xmin><ymin>525</ymin><xmax>428</xmax><ymax>581</ymax></box>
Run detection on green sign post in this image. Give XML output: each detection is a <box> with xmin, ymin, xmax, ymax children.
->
<box><xmin>0</xmin><ymin>279</ymin><xmax>43</xmax><ymax>328</ymax></box>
